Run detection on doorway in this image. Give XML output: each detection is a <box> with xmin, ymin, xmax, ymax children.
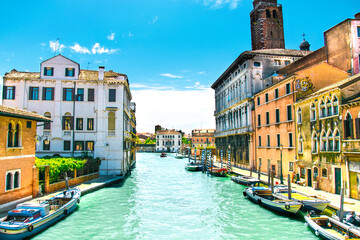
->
<box><xmin>335</xmin><ymin>168</ymin><xmax>341</xmax><ymax>195</ymax></box>
<box><xmin>307</xmin><ymin>168</ymin><xmax>312</xmax><ymax>187</ymax></box>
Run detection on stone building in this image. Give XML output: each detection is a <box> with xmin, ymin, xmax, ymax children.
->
<box><xmin>0</xmin><ymin>105</ymin><xmax>50</xmax><ymax>205</ymax></box>
<box><xmin>191</xmin><ymin>129</ymin><xmax>215</xmax><ymax>149</ymax></box>
<box><xmin>2</xmin><ymin>54</ymin><xmax>136</xmax><ymax>176</ymax></box>
<box><xmin>156</xmin><ymin>129</ymin><xmax>182</xmax><ymax>152</ymax></box>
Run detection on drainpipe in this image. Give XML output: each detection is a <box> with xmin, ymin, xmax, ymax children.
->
<box><xmin>72</xmin><ymin>81</ymin><xmax>76</xmax><ymax>157</ymax></box>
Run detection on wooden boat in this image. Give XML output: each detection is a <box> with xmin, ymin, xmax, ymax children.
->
<box><xmin>231</xmin><ymin>175</ymin><xmax>260</xmax><ymax>186</ymax></box>
<box><xmin>0</xmin><ymin>187</ymin><xmax>81</xmax><ymax>240</ymax></box>
<box><xmin>243</xmin><ymin>187</ymin><xmax>302</xmax><ymax>215</ymax></box>
<box><xmin>305</xmin><ymin>215</ymin><xmax>360</xmax><ymax>239</ymax></box>
<box><xmin>209</xmin><ymin>167</ymin><xmax>228</xmax><ymax>177</ymax></box>
<box><xmin>160</xmin><ymin>152</ymin><xmax>167</xmax><ymax>158</ymax></box>
<box><xmin>185</xmin><ymin>162</ymin><xmax>202</xmax><ymax>171</ymax></box>
<box><xmin>274</xmin><ymin>186</ymin><xmax>330</xmax><ymax>213</ymax></box>
<box><xmin>175</xmin><ymin>153</ymin><xmax>184</xmax><ymax>159</ymax></box>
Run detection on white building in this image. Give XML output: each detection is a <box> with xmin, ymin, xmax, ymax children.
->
<box><xmin>2</xmin><ymin>54</ymin><xmax>136</xmax><ymax>176</ymax></box>
<box><xmin>156</xmin><ymin>130</ymin><xmax>182</xmax><ymax>152</ymax></box>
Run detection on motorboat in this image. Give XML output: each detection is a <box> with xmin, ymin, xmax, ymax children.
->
<box><xmin>231</xmin><ymin>175</ymin><xmax>260</xmax><ymax>186</ymax></box>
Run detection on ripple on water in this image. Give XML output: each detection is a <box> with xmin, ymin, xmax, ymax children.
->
<box><xmin>33</xmin><ymin>153</ymin><xmax>317</xmax><ymax>240</ymax></box>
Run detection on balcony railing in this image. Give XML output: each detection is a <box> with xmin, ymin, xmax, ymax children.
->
<box><xmin>214</xmin><ymin>126</ymin><xmax>252</xmax><ymax>137</ymax></box>
<box><xmin>343</xmin><ymin>140</ymin><xmax>360</xmax><ymax>153</ymax></box>
<box><xmin>108</xmin><ymin>130</ymin><xmax>116</xmax><ymax>136</ymax></box>
<box><xmin>63</xmin><ymin>131</ymin><xmax>72</xmax><ymax>136</ymax></box>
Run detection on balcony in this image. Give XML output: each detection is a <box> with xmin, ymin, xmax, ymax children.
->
<box><xmin>214</xmin><ymin>126</ymin><xmax>252</xmax><ymax>138</ymax></box>
<box><xmin>343</xmin><ymin>140</ymin><xmax>360</xmax><ymax>154</ymax></box>
<box><xmin>108</xmin><ymin>130</ymin><xmax>116</xmax><ymax>136</ymax></box>
<box><xmin>63</xmin><ymin>131</ymin><xmax>72</xmax><ymax>137</ymax></box>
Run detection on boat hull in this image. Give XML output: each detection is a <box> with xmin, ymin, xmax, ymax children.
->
<box><xmin>0</xmin><ymin>188</ymin><xmax>80</xmax><ymax>240</ymax></box>
<box><xmin>231</xmin><ymin>176</ymin><xmax>260</xmax><ymax>186</ymax></box>
<box><xmin>244</xmin><ymin>188</ymin><xmax>302</xmax><ymax>215</ymax></box>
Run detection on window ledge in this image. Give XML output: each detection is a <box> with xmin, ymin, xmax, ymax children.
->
<box><xmin>5</xmin><ymin>187</ymin><xmax>21</xmax><ymax>192</ymax></box>
<box><xmin>6</xmin><ymin>147</ymin><xmax>24</xmax><ymax>151</ymax></box>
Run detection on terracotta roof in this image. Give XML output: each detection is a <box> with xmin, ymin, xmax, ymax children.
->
<box><xmin>0</xmin><ymin>105</ymin><xmax>51</xmax><ymax>122</ymax></box>
<box><xmin>246</xmin><ymin>49</ymin><xmax>311</xmax><ymax>57</ymax></box>
<box><xmin>157</xmin><ymin>130</ymin><xmax>181</xmax><ymax>135</ymax></box>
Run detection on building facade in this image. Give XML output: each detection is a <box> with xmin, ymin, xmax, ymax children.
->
<box><xmin>2</xmin><ymin>54</ymin><xmax>136</xmax><ymax>176</ymax></box>
<box><xmin>156</xmin><ymin>130</ymin><xmax>182</xmax><ymax>152</ymax></box>
<box><xmin>191</xmin><ymin>129</ymin><xmax>215</xmax><ymax>149</ymax></box>
<box><xmin>0</xmin><ymin>105</ymin><xmax>50</xmax><ymax>205</ymax></box>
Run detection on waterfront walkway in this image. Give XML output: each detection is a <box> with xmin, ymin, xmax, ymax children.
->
<box><xmin>213</xmin><ymin>162</ymin><xmax>360</xmax><ymax>214</ymax></box>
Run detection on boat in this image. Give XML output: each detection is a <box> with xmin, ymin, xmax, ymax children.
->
<box><xmin>185</xmin><ymin>162</ymin><xmax>202</xmax><ymax>171</ymax></box>
<box><xmin>243</xmin><ymin>187</ymin><xmax>302</xmax><ymax>215</ymax></box>
<box><xmin>209</xmin><ymin>167</ymin><xmax>228</xmax><ymax>177</ymax></box>
<box><xmin>305</xmin><ymin>215</ymin><xmax>360</xmax><ymax>239</ymax></box>
<box><xmin>333</xmin><ymin>211</ymin><xmax>360</xmax><ymax>229</ymax></box>
<box><xmin>175</xmin><ymin>153</ymin><xmax>184</xmax><ymax>159</ymax></box>
<box><xmin>274</xmin><ymin>185</ymin><xmax>330</xmax><ymax>213</ymax></box>
<box><xmin>160</xmin><ymin>152</ymin><xmax>167</xmax><ymax>158</ymax></box>
<box><xmin>0</xmin><ymin>187</ymin><xmax>81</xmax><ymax>240</ymax></box>
<box><xmin>231</xmin><ymin>175</ymin><xmax>260</xmax><ymax>186</ymax></box>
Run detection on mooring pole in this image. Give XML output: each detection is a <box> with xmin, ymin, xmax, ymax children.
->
<box><xmin>268</xmin><ymin>169</ymin><xmax>270</xmax><ymax>186</ymax></box>
<box><xmin>339</xmin><ymin>187</ymin><xmax>344</xmax><ymax>222</ymax></box>
<box><xmin>287</xmin><ymin>174</ymin><xmax>291</xmax><ymax>200</ymax></box>
<box><xmin>271</xmin><ymin>171</ymin><xmax>274</xmax><ymax>194</ymax></box>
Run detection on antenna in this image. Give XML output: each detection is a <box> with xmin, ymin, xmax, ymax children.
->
<box><xmin>301</xmin><ymin>33</ymin><xmax>306</xmax><ymax>41</ymax></box>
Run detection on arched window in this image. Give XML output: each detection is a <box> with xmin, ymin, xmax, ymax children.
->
<box><xmin>298</xmin><ymin>135</ymin><xmax>303</xmax><ymax>153</ymax></box>
<box><xmin>313</xmin><ymin>167</ymin><xmax>318</xmax><ymax>179</ymax></box>
<box><xmin>322</xmin><ymin>168</ymin><xmax>328</xmax><ymax>178</ymax></box>
<box><xmin>310</xmin><ymin>103</ymin><xmax>316</xmax><ymax>121</ymax></box>
<box><xmin>14</xmin><ymin>123</ymin><xmax>21</xmax><ymax>147</ymax></box>
<box><xmin>14</xmin><ymin>171</ymin><xmax>20</xmax><ymax>189</ymax></box>
<box><xmin>334</xmin><ymin>129</ymin><xmax>340</xmax><ymax>151</ymax></box>
<box><xmin>327</xmin><ymin>130</ymin><xmax>333</xmax><ymax>151</ymax></box>
<box><xmin>63</xmin><ymin>112</ymin><xmax>73</xmax><ymax>130</ymax></box>
<box><xmin>320</xmin><ymin>130</ymin><xmax>326</xmax><ymax>151</ymax></box>
<box><xmin>266</xmin><ymin>9</ymin><xmax>271</xmax><ymax>18</ymax></box>
<box><xmin>297</xmin><ymin>107</ymin><xmax>302</xmax><ymax>124</ymax></box>
<box><xmin>7</xmin><ymin>122</ymin><xmax>14</xmax><ymax>147</ymax></box>
<box><xmin>344</xmin><ymin>112</ymin><xmax>353</xmax><ymax>139</ymax></box>
<box><xmin>6</xmin><ymin>172</ymin><xmax>12</xmax><ymax>191</ymax></box>
<box><xmin>312</xmin><ymin>131</ymin><xmax>318</xmax><ymax>153</ymax></box>
<box><xmin>44</xmin><ymin>112</ymin><xmax>51</xmax><ymax>130</ymax></box>
<box><xmin>326</xmin><ymin>98</ymin><xmax>332</xmax><ymax>116</ymax></box>
<box><xmin>320</xmin><ymin>100</ymin><xmax>326</xmax><ymax>118</ymax></box>
<box><xmin>332</xmin><ymin>96</ymin><xmax>339</xmax><ymax>115</ymax></box>
<box><xmin>272</xmin><ymin>10</ymin><xmax>278</xmax><ymax>18</ymax></box>
<box><xmin>108</xmin><ymin>111</ymin><xmax>116</xmax><ymax>135</ymax></box>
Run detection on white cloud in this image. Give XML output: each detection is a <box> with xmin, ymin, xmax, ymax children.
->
<box><xmin>107</xmin><ymin>32</ymin><xmax>115</xmax><ymax>40</ymax></box>
<box><xmin>128</xmin><ymin>32</ymin><xmax>134</xmax><ymax>37</ymax></box>
<box><xmin>160</xmin><ymin>73</ymin><xmax>183</xmax><ymax>79</ymax></box>
<box><xmin>40</xmin><ymin>43</ymin><xmax>46</xmax><ymax>47</ymax></box>
<box><xmin>49</xmin><ymin>40</ymin><xmax>65</xmax><ymax>53</ymax></box>
<box><xmin>91</xmin><ymin>43</ymin><xmax>118</xmax><ymax>54</ymax></box>
<box><xmin>132</xmin><ymin>88</ymin><xmax>215</xmax><ymax>133</ymax></box>
<box><xmin>131</xmin><ymin>83</ymin><xmax>175</xmax><ymax>90</ymax></box>
<box><xmin>198</xmin><ymin>71</ymin><xmax>206</xmax><ymax>75</ymax></box>
<box><xmin>152</xmin><ymin>16</ymin><xmax>158</xmax><ymax>24</ymax></box>
<box><xmin>185</xmin><ymin>81</ymin><xmax>208</xmax><ymax>90</ymax></box>
<box><xmin>70</xmin><ymin>43</ymin><xmax>91</xmax><ymax>54</ymax></box>
<box><xmin>203</xmin><ymin>0</ymin><xmax>240</xmax><ymax>9</ymax></box>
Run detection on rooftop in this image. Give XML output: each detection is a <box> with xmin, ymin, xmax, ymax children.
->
<box><xmin>0</xmin><ymin>105</ymin><xmax>51</xmax><ymax>122</ymax></box>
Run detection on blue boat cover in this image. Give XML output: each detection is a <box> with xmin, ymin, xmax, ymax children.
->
<box><xmin>8</xmin><ymin>209</ymin><xmax>41</xmax><ymax>217</ymax></box>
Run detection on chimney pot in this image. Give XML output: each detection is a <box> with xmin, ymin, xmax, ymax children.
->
<box><xmin>99</xmin><ymin>66</ymin><xmax>105</xmax><ymax>80</ymax></box>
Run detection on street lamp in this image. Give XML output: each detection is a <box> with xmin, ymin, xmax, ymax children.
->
<box><xmin>279</xmin><ymin>144</ymin><xmax>284</xmax><ymax>184</ymax></box>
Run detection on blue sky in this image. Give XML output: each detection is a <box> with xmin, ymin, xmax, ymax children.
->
<box><xmin>0</xmin><ymin>0</ymin><xmax>358</xmax><ymax>133</ymax></box>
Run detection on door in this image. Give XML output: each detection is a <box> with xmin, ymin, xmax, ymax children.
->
<box><xmin>335</xmin><ymin>168</ymin><xmax>341</xmax><ymax>195</ymax></box>
<box><xmin>307</xmin><ymin>169</ymin><xmax>312</xmax><ymax>187</ymax></box>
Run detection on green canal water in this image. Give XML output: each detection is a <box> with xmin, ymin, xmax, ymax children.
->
<box><xmin>33</xmin><ymin>153</ymin><xmax>318</xmax><ymax>239</ymax></box>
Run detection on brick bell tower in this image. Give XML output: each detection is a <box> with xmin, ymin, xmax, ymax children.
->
<box><xmin>250</xmin><ymin>0</ymin><xmax>285</xmax><ymax>50</ymax></box>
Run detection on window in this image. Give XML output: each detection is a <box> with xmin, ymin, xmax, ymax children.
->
<box><xmin>44</xmin><ymin>67</ymin><xmax>54</xmax><ymax>76</ymax></box>
<box><xmin>327</xmin><ymin>130</ymin><xmax>333</xmax><ymax>151</ymax></box>
<box><xmin>344</xmin><ymin>112</ymin><xmax>353</xmax><ymax>139</ymax></box>
<box><xmin>7</xmin><ymin>122</ymin><xmax>21</xmax><ymax>148</ymax></box>
<box><xmin>285</xmin><ymin>83</ymin><xmax>291</xmax><ymax>94</ymax></box>
<box><xmin>42</xmin><ymin>87</ymin><xmax>54</xmax><ymax>101</ymax></box>
<box><xmin>108</xmin><ymin>112</ymin><xmax>115</xmax><ymax>135</ymax></box>
<box><xmin>274</xmin><ymin>89</ymin><xmax>279</xmax><ymax>99</ymax></box>
<box><xmin>275</xmin><ymin>60</ymin><xmax>281</xmax><ymax>66</ymax></box>
<box><xmin>333</xmin><ymin>96</ymin><xmax>339</xmax><ymax>115</ymax></box>
<box><xmin>288</xmin><ymin>133</ymin><xmax>293</xmax><ymax>147</ymax></box>
<box><xmin>26</xmin><ymin>121</ymin><xmax>32</xmax><ymax>128</ymax></box>
<box><xmin>326</xmin><ymin>98</ymin><xmax>332</xmax><ymax>116</ymax></box>
<box><xmin>313</xmin><ymin>167</ymin><xmax>318</xmax><ymax>179</ymax></box>
<box><xmin>44</xmin><ymin>112</ymin><xmax>51</xmax><ymax>130</ymax></box>
<box><xmin>272</xmin><ymin>10</ymin><xmax>277</xmax><ymax>18</ymax></box>
<box><xmin>74</xmin><ymin>141</ymin><xmax>84</xmax><ymax>151</ymax></box>
<box><xmin>310</xmin><ymin>103</ymin><xmax>316</xmax><ymax>121</ymax></box>
<box><xmin>62</xmin><ymin>113</ymin><xmax>73</xmax><ymax>130</ymax></box>
<box><xmin>65</xmin><ymin>68</ymin><xmax>75</xmax><ymax>77</ymax></box>
<box><xmin>109</xmin><ymin>89</ymin><xmax>116</xmax><ymax>102</ymax></box>
<box><xmin>266</xmin><ymin>112</ymin><xmax>270</xmax><ymax>125</ymax></box>
<box><xmin>86</xmin><ymin>141</ymin><xmax>94</xmax><ymax>151</ymax></box>
<box><xmin>320</xmin><ymin>131</ymin><xmax>326</xmax><ymax>151</ymax></box>
<box><xmin>287</xmin><ymin>105</ymin><xmax>292</xmax><ymax>121</ymax></box>
<box><xmin>275</xmin><ymin>109</ymin><xmax>280</xmax><ymax>123</ymax></box>
<box><xmin>13</xmin><ymin>123</ymin><xmax>21</xmax><ymax>147</ymax></box>
<box><xmin>88</xmin><ymin>89</ymin><xmax>95</xmax><ymax>102</ymax></box>
<box><xmin>63</xmin><ymin>88</ymin><xmax>74</xmax><ymax>101</ymax></box>
<box><xmin>289</xmin><ymin>162</ymin><xmax>294</xmax><ymax>172</ymax></box>
<box><xmin>87</xmin><ymin>118</ymin><xmax>94</xmax><ymax>131</ymax></box>
<box><xmin>76</xmin><ymin>118</ymin><xmax>83</xmax><ymax>130</ymax></box>
<box><xmin>266</xmin><ymin>135</ymin><xmax>270</xmax><ymax>147</ymax></box>
<box><xmin>297</xmin><ymin>107</ymin><xmax>302</xmax><ymax>124</ymax></box>
<box><xmin>284</xmin><ymin>60</ymin><xmax>290</xmax><ymax>66</ymax></box>
<box><xmin>298</xmin><ymin>135</ymin><xmax>303</xmax><ymax>153</ymax></box>
<box><xmin>300</xmin><ymin>167</ymin><xmax>305</xmax><ymax>178</ymax></box>
<box><xmin>257</xmin><ymin>97</ymin><xmax>260</xmax><ymax>106</ymax></box>
<box><xmin>29</xmin><ymin>87</ymin><xmax>39</xmax><ymax>100</ymax></box>
<box><xmin>3</xmin><ymin>86</ymin><xmax>15</xmax><ymax>99</ymax></box>
<box><xmin>312</xmin><ymin>132</ymin><xmax>318</xmax><ymax>153</ymax></box>
<box><xmin>258</xmin><ymin>136</ymin><xmax>262</xmax><ymax>147</ymax></box>
<box><xmin>43</xmin><ymin>140</ymin><xmax>50</xmax><ymax>150</ymax></box>
<box><xmin>320</xmin><ymin>100</ymin><xmax>326</xmax><ymax>118</ymax></box>
<box><xmin>7</xmin><ymin>123</ymin><xmax>14</xmax><ymax>147</ymax></box>
<box><xmin>358</xmin><ymin>26</ymin><xmax>360</xmax><ymax>38</ymax></box>
<box><xmin>322</xmin><ymin>168</ymin><xmax>328</xmax><ymax>178</ymax></box>
<box><xmin>265</xmin><ymin>93</ymin><xmax>269</xmax><ymax>103</ymax></box>
<box><xmin>76</xmin><ymin>88</ymin><xmax>84</xmax><ymax>101</ymax></box>
<box><xmin>277</xmin><ymin>134</ymin><xmax>280</xmax><ymax>147</ymax></box>
<box><xmin>266</xmin><ymin>9</ymin><xmax>271</xmax><ymax>18</ymax></box>
<box><xmin>334</xmin><ymin>130</ymin><xmax>340</xmax><ymax>151</ymax></box>
<box><xmin>254</xmin><ymin>62</ymin><xmax>261</xmax><ymax>67</ymax></box>
<box><xmin>258</xmin><ymin>114</ymin><xmax>261</xmax><ymax>126</ymax></box>
<box><xmin>5</xmin><ymin>170</ymin><xmax>20</xmax><ymax>191</ymax></box>
<box><xmin>64</xmin><ymin>140</ymin><xmax>71</xmax><ymax>151</ymax></box>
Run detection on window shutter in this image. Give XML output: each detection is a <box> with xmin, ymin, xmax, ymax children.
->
<box><xmin>62</xmin><ymin>116</ymin><xmax>65</xmax><ymax>130</ymax></box>
<box><xmin>72</xmin><ymin>88</ymin><xmax>75</xmax><ymax>101</ymax></box>
<box><xmin>42</xmin><ymin>87</ymin><xmax>46</xmax><ymax>100</ymax></box>
<box><xmin>51</xmin><ymin>88</ymin><xmax>54</xmax><ymax>100</ymax></box>
<box><xmin>12</xmin><ymin>86</ymin><xmax>15</xmax><ymax>99</ymax></box>
<box><xmin>70</xmin><ymin>116</ymin><xmax>74</xmax><ymax>130</ymax></box>
<box><xmin>63</xmin><ymin>88</ymin><xmax>66</xmax><ymax>101</ymax></box>
<box><xmin>44</xmin><ymin>67</ymin><xmax>46</xmax><ymax>75</ymax></box>
<box><xmin>3</xmin><ymin>86</ymin><xmax>6</xmax><ymax>99</ymax></box>
<box><xmin>356</xmin><ymin>118</ymin><xmax>360</xmax><ymax>139</ymax></box>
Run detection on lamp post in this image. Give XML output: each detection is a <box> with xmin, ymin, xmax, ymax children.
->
<box><xmin>280</xmin><ymin>144</ymin><xmax>284</xmax><ymax>184</ymax></box>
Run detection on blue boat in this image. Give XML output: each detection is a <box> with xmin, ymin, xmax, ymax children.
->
<box><xmin>0</xmin><ymin>187</ymin><xmax>81</xmax><ymax>240</ymax></box>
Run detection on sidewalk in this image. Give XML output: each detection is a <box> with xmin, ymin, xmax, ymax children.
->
<box><xmin>0</xmin><ymin>175</ymin><xmax>124</xmax><ymax>217</ymax></box>
<box><xmin>213</xmin><ymin>162</ymin><xmax>360</xmax><ymax>214</ymax></box>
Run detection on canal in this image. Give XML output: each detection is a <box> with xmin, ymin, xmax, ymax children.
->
<box><xmin>34</xmin><ymin>153</ymin><xmax>317</xmax><ymax>239</ymax></box>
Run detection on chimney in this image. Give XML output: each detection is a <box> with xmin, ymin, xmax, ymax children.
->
<box><xmin>355</xmin><ymin>13</ymin><xmax>360</xmax><ymax>19</ymax></box>
<box><xmin>99</xmin><ymin>66</ymin><xmax>105</xmax><ymax>80</ymax></box>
